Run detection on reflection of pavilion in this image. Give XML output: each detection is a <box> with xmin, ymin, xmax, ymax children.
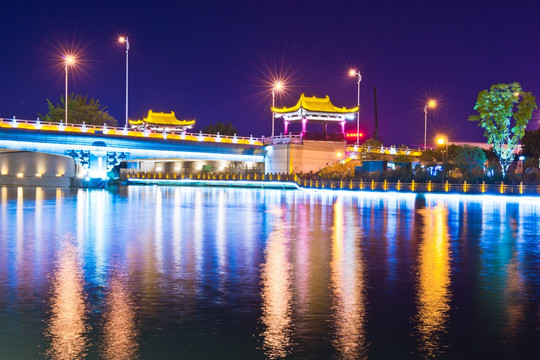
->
<box><xmin>271</xmin><ymin>94</ymin><xmax>358</xmax><ymax>140</ymax></box>
<box><xmin>129</xmin><ymin>110</ymin><xmax>195</xmax><ymax>132</ymax></box>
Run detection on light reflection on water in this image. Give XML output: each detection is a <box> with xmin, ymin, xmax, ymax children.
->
<box><xmin>415</xmin><ymin>204</ymin><xmax>451</xmax><ymax>358</ymax></box>
<box><xmin>45</xmin><ymin>241</ymin><xmax>88</xmax><ymax>360</ymax></box>
<box><xmin>330</xmin><ymin>199</ymin><xmax>367</xmax><ymax>359</ymax></box>
<box><xmin>0</xmin><ymin>187</ymin><xmax>538</xmax><ymax>359</ymax></box>
<box><xmin>261</xmin><ymin>206</ymin><xmax>293</xmax><ymax>359</ymax></box>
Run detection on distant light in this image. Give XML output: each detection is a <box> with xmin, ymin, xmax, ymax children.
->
<box><xmin>65</xmin><ymin>55</ymin><xmax>75</xmax><ymax>65</ymax></box>
<box><xmin>348</xmin><ymin>69</ymin><xmax>357</xmax><ymax>77</ymax></box>
<box><xmin>56</xmin><ymin>173</ymin><xmax>63</xmax><ymax>177</ymax></box>
<box><xmin>437</xmin><ymin>137</ymin><xmax>445</xmax><ymax>145</ymax></box>
<box><xmin>427</xmin><ymin>99</ymin><xmax>437</xmax><ymax>109</ymax></box>
<box><xmin>119</xmin><ymin>36</ymin><xmax>126</xmax><ymax>43</ymax></box>
<box><xmin>35</xmin><ymin>173</ymin><xmax>42</xmax><ymax>177</ymax></box>
<box><xmin>345</xmin><ymin>132</ymin><xmax>363</xmax><ymax>138</ymax></box>
<box><xmin>519</xmin><ymin>155</ymin><xmax>525</xmax><ymax>161</ymax></box>
<box><xmin>16</xmin><ymin>173</ymin><xmax>24</xmax><ymax>178</ymax></box>
<box><xmin>273</xmin><ymin>81</ymin><xmax>284</xmax><ymax>92</ymax></box>
<box><xmin>336</xmin><ymin>152</ymin><xmax>343</xmax><ymax>158</ymax></box>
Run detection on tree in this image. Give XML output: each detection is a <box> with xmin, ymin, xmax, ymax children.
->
<box><xmin>201</xmin><ymin>121</ymin><xmax>237</xmax><ymax>135</ymax></box>
<box><xmin>521</xmin><ymin>128</ymin><xmax>540</xmax><ymax>158</ymax></box>
<box><xmin>453</xmin><ymin>145</ymin><xmax>487</xmax><ymax>180</ymax></box>
<box><xmin>468</xmin><ymin>82</ymin><xmax>537</xmax><ymax>178</ymax></box>
<box><xmin>39</xmin><ymin>93</ymin><xmax>118</xmax><ymax>127</ymax></box>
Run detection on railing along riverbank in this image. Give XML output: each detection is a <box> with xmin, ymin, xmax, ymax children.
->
<box><xmin>122</xmin><ymin>171</ymin><xmax>540</xmax><ymax>195</ymax></box>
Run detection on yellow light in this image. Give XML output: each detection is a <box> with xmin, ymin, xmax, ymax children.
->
<box><xmin>16</xmin><ymin>173</ymin><xmax>24</xmax><ymax>178</ymax></box>
<box><xmin>35</xmin><ymin>173</ymin><xmax>43</xmax><ymax>177</ymax></box>
<box><xmin>348</xmin><ymin>69</ymin><xmax>357</xmax><ymax>77</ymax></box>
<box><xmin>119</xmin><ymin>36</ymin><xmax>126</xmax><ymax>43</ymax></box>
<box><xmin>56</xmin><ymin>173</ymin><xmax>63</xmax><ymax>177</ymax></box>
<box><xmin>514</xmin><ymin>91</ymin><xmax>520</xmax><ymax>97</ymax></box>
<box><xmin>336</xmin><ymin>152</ymin><xmax>343</xmax><ymax>158</ymax></box>
<box><xmin>437</xmin><ymin>137</ymin><xmax>445</xmax><ymax>145</ymax></box>
<box><xmin>65</xmin><ymin>55</ymin><xmax>75</xmax><ymax>65</ymax></box>
<box><xmin>427</xmin><ymin>99</ymin><xmax>437</xmax><ymax>109</ymax></box>
<box><xmin>274</xmin><ymin>81</ymin><xmax>284</xmax><ymax>91</ymax></box>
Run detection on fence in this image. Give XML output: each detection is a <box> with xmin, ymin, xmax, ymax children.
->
<box><xmin>121</xmin><ymin>171</ymin><xmax>540</xmax><ymax>195</ymax></box>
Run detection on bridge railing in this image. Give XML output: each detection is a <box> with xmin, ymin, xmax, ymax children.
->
<box><xmin>121</xmin><ymin>170</ymin><xmax>540</xmax><ymax>196</ymax></box>
<box><xmin>346</xmin><ymin>145</ymin><xmax>422</xmax><ymax>156</ymax></box>
<box><xmin>262</xmin><ymin>134</ymin><xmax>303</xmax><ymax>145</ymax></box>
<box><xmin>0</xmin><ymin>116</ymin><xmax>264</xmax><ymax>146</ymax></box>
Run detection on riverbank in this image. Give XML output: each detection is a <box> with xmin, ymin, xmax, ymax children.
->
<box><xmin>123</xmin><ymin>171</ymin><xmax>540</xmax><ymax>196</ymax></box>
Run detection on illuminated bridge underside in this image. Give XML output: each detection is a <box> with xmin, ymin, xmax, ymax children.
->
<box><xmin>0</xmin><ymin>128</ymin><xmax>263</xmax><ymax>160</ymax></box>
<box><xmin>0</xmin><ymin>128</ymin><xmax>264</xmax><ymax>177</ymax></box>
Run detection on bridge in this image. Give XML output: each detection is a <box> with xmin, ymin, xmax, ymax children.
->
<box><xmin>0</xmin><ymin>117</ymin><xmax>265</xmax><ymax>180</ymax></box>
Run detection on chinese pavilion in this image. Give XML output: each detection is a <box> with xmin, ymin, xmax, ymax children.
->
<box><xmin>271</xmin><ymin>93</ymin><xmax>358</xmax><ymax>139</ymax></box>
<box><xmin>129</xmin><ymin>110</ymin><xmax>195</xmax><ymax>131</ymax></box>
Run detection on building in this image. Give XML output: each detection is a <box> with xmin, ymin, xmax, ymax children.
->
<box><xmin>271</xmin><ymin>93</ymin><xmax>358</xmax><ymax>140</ymax></box>
<box><xmin>129</xmin><ymin>110</ymin><xmax>195</xmax><ymax>131</ymax></box>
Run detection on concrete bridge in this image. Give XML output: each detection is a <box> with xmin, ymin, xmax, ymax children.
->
<box><xmin>0</xmin><ymin>117</ymin><xmax>265</xmax><ymax>181</ymax></box>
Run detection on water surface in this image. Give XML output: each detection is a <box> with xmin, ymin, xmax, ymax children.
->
<box><xmin>0</xmin><ymin>186</ymin><xmax>539</xmax><ymax>359</ymax></box>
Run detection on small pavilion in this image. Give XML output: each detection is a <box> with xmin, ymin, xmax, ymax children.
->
<box><xmin>129</xmin><ymin>110</ymin><xmax>195</xmax><ymax>131</ymax></box>
<box><xmin>271</xmin><ymin>93</ymin><xmax>358</xmax><ymax>139</ymax></box>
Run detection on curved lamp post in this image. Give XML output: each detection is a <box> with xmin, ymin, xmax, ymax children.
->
<box><xmin>119</xmin><ymin>36</ymin><xmax>130</xmax><ymax>128</ymax></box>
<box><xmin>424</xmin><ymin>99</ymin><xmax>437</xmax><ymax>150</ymax></box>
<box><xmin>64</xmin><ymin>55</ymin><xmax>76</xmax><ymax>125</ymax></box>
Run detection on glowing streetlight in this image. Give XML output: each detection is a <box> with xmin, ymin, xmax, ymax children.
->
<box><xmin>424</xmin><ymin>99</ymin><xmax>437</xmax><ymax>150</ymax></box>
<box><xmin>119</xmin><ymin>36</ymin><xmax>130</xmax><ymax>128</ymax></box>
<box><xmin>64</xmin><ymin>55</ymin><xmax>76</xmax><ymax>125</ymax></box>
<box><xmin>348</xmin><ymin>69</ymin><xmax>362</xmax><ymax>146</ymax></box>
<box><xmin>436</xmin><ymin>135</ymin><xmax>448</xmax><ymax>163</ymax></box>
<box><xmin>271</xmin><ymin>81</ymin><xmax>284</xmax><ymax>138</ymax></box>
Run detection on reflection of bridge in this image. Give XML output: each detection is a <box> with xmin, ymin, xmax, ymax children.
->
<box><xmin>0</xmin><ymin>117</ymin><xmax>265</xmax><ymax>179</ymax></box>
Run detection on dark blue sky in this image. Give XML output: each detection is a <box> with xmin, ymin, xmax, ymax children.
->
<box><xmin>2</xmin><ymin>0</ymin><xmax>539</xmax><ymax>146</ymax></box>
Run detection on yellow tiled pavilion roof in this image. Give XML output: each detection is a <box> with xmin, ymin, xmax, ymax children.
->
<box><xmin>128</xmin><ymin>110</ymin><xmax>196</xmax><ymax>127</ymax></box>
<box><xmin>271</xmin><ymin>93</ymin><xmax>358</xmax><ymax>114</ymax></box>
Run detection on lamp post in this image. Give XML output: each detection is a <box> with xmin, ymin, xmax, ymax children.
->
<box><xmin>119</xmin><ymin>36</ymin><xmax>130</xmax><ymax>128</ymax></box>
<box><xmin>349</xmin><ymin>69</ymin><xmax>362</xmax><ymax>146</ymax></box>
<box><xmin>424</xmin><ymin>99</ymin><xmax>437</xmax><ymax>150</ymax></box>
<box><xmin>64</xmin><ymin>55</ymin><xmax>75</xmax><ymax>125</ymax></box>
<box><xmin>271</xmin><ymin>81</ymin><xmax>284</xmax><ymax>138</ymax></box>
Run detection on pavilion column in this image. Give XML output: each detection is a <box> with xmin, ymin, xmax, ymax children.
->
<box><xmin>340</xmin><ymin>121</ymin><xmax>345</xmax><ymax>135</ymax></box>
<box><xmin>301</xmin><ymin>117</ymin><xmax>307</xmax><ymax>137</ymax></box>
<box><xmin>284</xmin><ymin>121</ymin><xmax>289</xmax><ymax>135</ymax></box>
<box><xmin>323</xmin><ymin>122</ymin><xmax>327</xmax><ymax>140</ymax></box>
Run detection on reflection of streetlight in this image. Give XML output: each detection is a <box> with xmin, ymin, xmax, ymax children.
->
<box><xmin>64</xmin><ymin>55</ymin><xmax>76</xmax><ymax>125</ymax></box>
<box><xmin>119</xmin><ymin>36</ymin><xmax>130</xmax><ymax>128</ymax></box>
<box><xmin>349</xmin><ymin>69</ymin><xmax>362</xmax><ymax>146</ymax></box>
<box><xmin>271</xmin><ymin>81</ymin><xmax>284</xmax><ymax>138</ymax></box>
<box><xmin>424</xmin><ymin>100</ymin><xmax>437</xmax><ymax>150</ymax></box>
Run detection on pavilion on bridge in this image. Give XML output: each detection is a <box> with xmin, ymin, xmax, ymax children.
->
<box><xmin>271</xmin><ymin>93</ymin><xmax>358</xmax><ymax>140</ymax></box>
<box><xmin>129</xmin><ymin>110</ymin><xmax>195</xmax><ymax>132</ymax></box>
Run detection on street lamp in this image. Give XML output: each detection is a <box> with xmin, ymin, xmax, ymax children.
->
<box><xmin>424</xmin><ymin>99</ymin><xmax>437</xmax><ymax>150</ymax></box>
<box><xmin>349</xmin><ymin>69</ymin><xmax>362</xmax><ymax>146</ymax></box>
<box><xmin>64</xmin><ymin>55</ymin><xmax>76</xmax><ymax>125</ymax></box>
<box><xmin>271</xmin><ymin>81</ymin><xmax>284</xmax><ymax>138</ymax></box>
<box><xmin>119</xmin><ymin>36</ymin><xmax>130</xmax><ymax>128</ymax></box>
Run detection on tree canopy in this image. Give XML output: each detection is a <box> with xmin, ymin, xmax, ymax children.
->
<box><xmin>39</xmin><ymin>93</ymin><xmax>118</xmax><ymax>127</ymax></box>
<box><xmin>453</xmin><ymin>145</ymin><xmax>487</xmax><ymax>180</ymax></box>
<box><xmin>201</xmin><ymin>121</ymin><xmax>237</xmax><ymax>135</ymax></box>
<box><xmin>521</xmin><ymin>128</ymin><xmax>540</xmax><ymax>158</ymax></box>
<box><xmin>468</xmin><ymin>82</ymin><xmax>536</xmax><ymax>177</ymax></box>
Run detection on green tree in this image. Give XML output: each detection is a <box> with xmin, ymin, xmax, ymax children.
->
<box><xmin>201</xmin><ymin>121</ymin><xmax>237</xmax><ymax>135</ymax></box>
<box><xmin>453</xmin><ymin>145</ymin><xmax>487</xmax><ymax>180</ymax></box>
<box><xmin>468</xmin><ymin>82</ymin><xmax>537</xmax><ymax>178</ymax></box>
<box><xmin>39</xmin><ymin>93</ymin><xmax>118</xmax><ymax>127</ymax></box>
<box><xmin>521</xmin><ymin>128</ymin><xmax>540</xmax><ymax>158</ymax></box>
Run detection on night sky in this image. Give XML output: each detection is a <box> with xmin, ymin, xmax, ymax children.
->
<box><xmin>2</xmin><ymin>0</ymin><xmax>539</xmax><ymax>147</ymax></box>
